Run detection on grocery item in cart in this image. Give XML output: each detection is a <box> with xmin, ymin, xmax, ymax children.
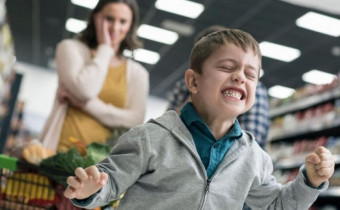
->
<box><xmin>1</xmin><ymin>172</ymin><xmax>55</xmax><ymax>206</ymax></box>
<box><xmin>22</xmin><ymin>143</ymin><xmax>56</xmax><ymax>165</ymax></box>
<box><xmin>39</xmin><ymin>142</ymin><xmax>110</xmax><ymax>186</ymax></box>
<box><xmin>0</xmin><ymin>155</ymin><xmax>83</xmax><ymax>210</ymax></box>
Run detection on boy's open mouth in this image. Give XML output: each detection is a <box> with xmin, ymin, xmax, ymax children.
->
<box><xmin>221</xmin><ymin>88</ymin><xmax>245</xmax><ymax>100</ymax></box>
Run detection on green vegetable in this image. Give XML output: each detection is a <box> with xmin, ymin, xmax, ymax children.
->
<box><xmin>39</xmin><ymin>143</ymin><xmax>110</xmax><ymax>186</ymax></box>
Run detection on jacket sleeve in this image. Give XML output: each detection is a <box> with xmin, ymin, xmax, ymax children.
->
<box><xmin>245</xmin><ymin>154</ymin><xmax>328</xmax><ymax>210</ymax></box>
<box><xmin>71</xmin><ymin>126</ymin><xmax>149</xmax><ymax>209</ymax></box>
<box><xmin>82</xmin><ymin>62</ymin><xmax>149</xmax><ymax>128</ymax></box>
<box><xmin>56</xmin><ymin>39</ymin><xmax>114</xmax><ymax>101</ymax></box>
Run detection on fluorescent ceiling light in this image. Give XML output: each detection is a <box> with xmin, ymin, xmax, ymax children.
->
<box><xmin>259</xmin><ymin>41</ymin><xmax>301</xmax><ymax>62</ymax></box>
<box><xmin>71</xmin><ymin>0</ymin><xmax>98</xmax><ymax>9</ymax></box>
<box><xmin>65</xmin><ymin>18</ymin><xmax>87</xmax><ymax>33</ymax></box>
<box><xmin>268</xmin><ymin>85</ymin><xmax>295</xmax><ymax>99</ymax></box>
<box><xmin>123</xmin><ymin>50</ymin><xmax>133</xmax><ymax>57</ymax></box>
<box><xmin>302</xmin><ymin>69</ymin><xmax>336</xmax><ymax>85</ymax></box>
<box><xmin>260</xmin><ymin>69</ymin><xmax>264</xmax><ymax>78</ymax></box>
<box><xmin>155</xmin><ymin>0</ymin><xmax>204</xmax><ymax>19</ymax></box>
<box><xmin>161</xmin><ymin>19</ymin><xmax>195</xmax><ymax>36</ymax></box>
<box><xmin>124</xmin><ymin>49</ymin><xmax>160</xmax><ymax>65</ymax></box>
<box><xmin>137</xmin><ymin>24</ymin><xmax>179</xmax><ymax>45</ymax></box>
<box><xmin>280</xmin><ymin>0</ymin><xmax>340</xmax><ymax>16</ymax></box>
<box><xmin>296</xmin><ymin>12</ymin><xmax>340</xmax><ymax>37</ymax></box>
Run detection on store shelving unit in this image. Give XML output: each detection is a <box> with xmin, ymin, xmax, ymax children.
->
<box><xmin>270</xmin><ymin>121</ymin><xmax>340</xmax><ymax>143</ymax></box>
<box><xmin>0</xmin><ymin>0</ymin><xmax>22</xmax><ymax>153</ymax></box>
<box><xmin>275</xmin><ymin>154</ymin><xmax>340</xmax><ymax>171</ymax></box>
<box><xmin>0</xmin><ymin>73</ymin><xmax>22</xmax><ymax>153</ymax></box>
<box><xmin>269</xmin><ymin>88</ymin><xmax>340</xmax><ymax>118</ymax></box>
<box><xmin>268</xmin><ymin>84</ymin><xmax>340</xmax><ymax>209</ymax></box>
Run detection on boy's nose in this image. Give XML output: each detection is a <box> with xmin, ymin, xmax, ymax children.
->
<box><xmin>231</xmin><ymin>72</ymin><xmax>245</xmax><ymax>83</ymax></box>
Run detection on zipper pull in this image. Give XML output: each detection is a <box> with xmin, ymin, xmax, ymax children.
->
<box><xmin>205</xmin><ymin>180</ymin><xmax>211</xmax><ymax>192</ymax></box>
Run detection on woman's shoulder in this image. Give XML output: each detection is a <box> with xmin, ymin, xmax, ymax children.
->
<box><xmin>57</xmin><ymin>39</ymin><xmax>89</xmax><ymax>52</ymax></box>
<box><xmin>126</xmin><ymin>58</ymin><xmax>149</xmax><ymax>76</ymax></box>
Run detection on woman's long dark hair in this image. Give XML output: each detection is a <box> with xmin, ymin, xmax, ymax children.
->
<box><xmin>78</xmin><ymin>0</ymin><xmax>141</xmax><ymax>55</ymax></box>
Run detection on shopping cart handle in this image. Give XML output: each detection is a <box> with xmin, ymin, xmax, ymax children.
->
<box><xmin>0</xmin><ymin>154</ymin><xmax>18</xmax><ymax>171</ymax></box>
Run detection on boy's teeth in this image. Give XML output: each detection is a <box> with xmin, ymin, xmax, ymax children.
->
<box><xmin>223</xmin><ymin>90</ymin><xmax>242</xmax><ymax>99</ymax></box>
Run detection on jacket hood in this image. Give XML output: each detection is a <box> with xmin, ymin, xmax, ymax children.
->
<box><xmin>148</xmin><ymin>110</ymin><xmax>194</xmax><ymax>144</ymax></box>
<box><xmin>148</xmin><ymin>110</ymin><xmax>255</xmax><ymax>148</ymax></box>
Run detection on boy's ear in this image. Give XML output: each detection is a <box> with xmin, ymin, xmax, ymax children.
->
<box><xmin>184</xmin><ymin>69</ymin><xmax>199</xmax><ymax>94</ymax></box>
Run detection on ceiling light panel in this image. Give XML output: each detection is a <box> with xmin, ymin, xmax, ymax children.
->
<box><xmin>137</xmin><ymin>24</ymin><xmax>179</xmax><ymax>45</ymax></box>
<box><xmin>259</xmin><ymin>41</ymin><xmax>301</xmax><ymax>62</ymax></box>
<box><xmin>302</xmin><ymin>69</ymin><xmax>336</xmax><ymax>85</ymax></box>
<box><xmin>71</xmin><ymin>0</ymin><xmax>98</xmax><ymax>9</ymax></box>
<box><xmin>260</xmin><ymin>69</ymin><xmax>264</xmax><ymax>78</ymax></box>
<box><xmin>65</xmin><ymin>18</ymin><xmax>87</xmax><ymax>33</ymax></box>
<box><xmin>161</xmin><ymin>19</ymin><xmax>195</xmax><ymax>37</ymax></box>
<box><xmin>296</xmin><ymin>12</ymin><xmax>340</xmax><ymax>37</ymax></box>
<box><xmin>155</xmin><ymin>0</ymin><xmax>204</xmax><ymax>19</ymax></box>
<box><xmin>124</xmin><ymin>49</ymin><xmax>160</xmax><ymax>65</ymax></box>
<box><xmin>268</xmin><ymin>85</ymin><xmax>295</xmax><ymax>99</ymax></box>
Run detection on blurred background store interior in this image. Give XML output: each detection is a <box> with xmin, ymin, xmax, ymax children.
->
<box><xmin>1</xmin><ymin>1</ymin><xmax>340</xmax><ymax>209</ymax></box>
<box><xmin>2</xmin><ymin>0</ymin><xmax>340</xmax><ymax>133</ymax></box>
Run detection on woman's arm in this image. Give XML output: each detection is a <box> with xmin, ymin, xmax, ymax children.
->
<box><xmin>56</xmin><ymin>14</ymin><xmax>114</xmax><ymax>101</ymax></box>
<box><xmin>57</xmin><ymin>85</ymin><xmax>85</xmax><ymax>108</ymax></box>
<box><xmin>83</xmin><ymin>63</ymin><xmax>149</xmax><ymax>128</ymax></box>
<box><xmin>56</xmin><ymin>39</ymin><xmax>114</xmax><ymax>101</ymax></box>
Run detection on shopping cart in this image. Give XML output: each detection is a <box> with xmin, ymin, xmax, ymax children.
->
<box><xmin>0</xmin><ymin>154</ymin><xmax>82</xmax><ymax>210</ymax></box>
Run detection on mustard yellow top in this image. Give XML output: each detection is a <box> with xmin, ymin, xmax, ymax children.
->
<box><xmin>58</xmin><ymin>61</ymin><xmax>127</xmax><ymax>152</ymax></box>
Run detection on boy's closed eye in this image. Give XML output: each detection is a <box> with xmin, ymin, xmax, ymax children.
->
<box><xmin>218</xmin><ymin>66</ymin><xmax>234</xmax><ymax>71</ymax></box>
<box><xmin>244</xmin><ymin>68</ymin><xmax>258</xmax><ymax>80</ymax></box>
<box><xmin>245</xmin><ymin>72</ymin><xmax>257</xmax><ymax>80</ymax></box>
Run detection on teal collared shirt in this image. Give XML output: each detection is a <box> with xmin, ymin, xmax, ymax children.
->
<box><xmin>180</xmin><ymin>102</ymin><xmax>243</xmax><ymax>179</ymax></box>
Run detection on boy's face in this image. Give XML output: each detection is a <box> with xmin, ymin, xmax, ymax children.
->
<box><xmin>187</xmin><ymin>43</ymin><xmax>260</xmax><ymax>121</ymax></box>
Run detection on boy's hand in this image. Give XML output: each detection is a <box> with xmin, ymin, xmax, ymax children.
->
<box><xmin>305</xmin><ymin>146</ymin><xmax>334</xmax><ymax>188</ymax></box>
<box><xmin>64</xmin><ymin>166</ymin><xmax>108</xmax><ymax>200</ymax></box>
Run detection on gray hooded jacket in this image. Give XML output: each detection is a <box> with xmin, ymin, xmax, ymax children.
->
<box><xmin>73</xmin><ymin>111</ymin><xmax>327</xmax><ymax>210</ymax></box>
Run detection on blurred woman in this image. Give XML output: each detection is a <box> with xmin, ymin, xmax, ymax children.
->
<box><xmin>40</xmin><ymin>0</ymin><xmax>149</xmax><ymax>151</ymax></box>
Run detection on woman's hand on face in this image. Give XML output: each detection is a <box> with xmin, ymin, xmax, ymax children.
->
<box><xmin>94</xmin><ymin>13</ymin><xmax>111</xmax><ymax>46</ymax></box>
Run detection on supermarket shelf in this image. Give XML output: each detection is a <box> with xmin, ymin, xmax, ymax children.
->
<box><xmin>274</xmin><ymin>157</ymin><xmax>304</xmax><ymax>170</ymax></box>
<box><xmin>275</xmin><ymin>155</ymin><xmax>340</xmax><ymax>170</ymax></box>
<box><xmin>269</xmin><ymin>119</ymin><xmax>340</xmax><ymax>143</ymax></box>
<box><xmin>269</xmin><ymin>88</ymin><xmax>340</xmax><ymax>118</ymax></box>
<box><xmin>0</xmin><ymin>73</ymin><xmax>22</xmax><ymax>152</ymax></box>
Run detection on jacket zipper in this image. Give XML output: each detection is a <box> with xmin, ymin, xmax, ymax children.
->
<box><xmin>171</xmin><ymin>131</ymin><xmax>211</xmax><ymax>209</ymax></box>
<box><xmin>199</xmin><ymin>179</ymin><xmax>211</xmax><ymax>209</ymax></box>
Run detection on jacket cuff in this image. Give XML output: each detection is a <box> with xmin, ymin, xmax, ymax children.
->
<box><xmin>297</xmin><ymin>165</ymin><xmax>328</xmax><ymax>192</ymax></box>
<box><xmin>302</xmin><ymin>168</ymin><xmax>325</xmax><ymax>190</ymax></box>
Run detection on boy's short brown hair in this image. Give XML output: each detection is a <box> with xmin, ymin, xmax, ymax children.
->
<box><xmin>190</xmin><ymin>28</ymin><xmax>262</xmax><ymax>74</ymax></box>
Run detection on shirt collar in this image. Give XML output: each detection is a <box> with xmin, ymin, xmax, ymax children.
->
<box><xmin>180</xmin><ymin>102</ymin><xmax>202</xmax><ymax>127</ymax></box>
<box><xmin>180</xmin><ymin>102</ymin><xmax>242</xmax><ymax>139</ymax></box>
